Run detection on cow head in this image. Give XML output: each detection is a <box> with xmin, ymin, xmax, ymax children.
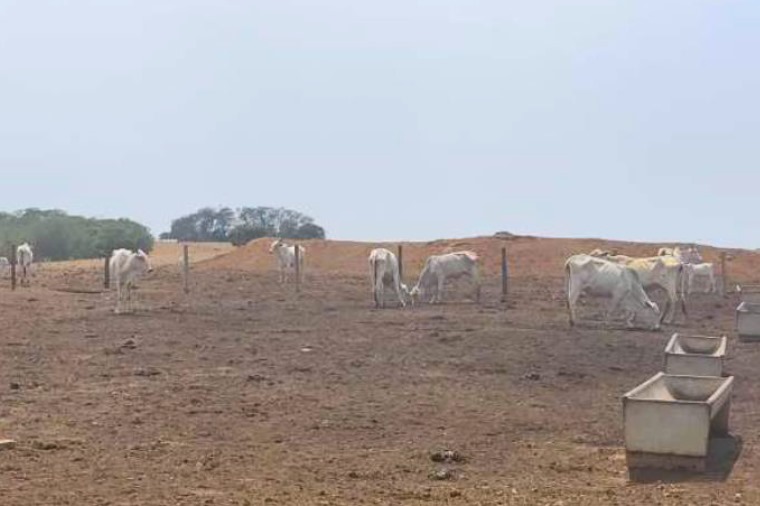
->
<box><xmin>636</xmin><ymin>299</ymin><xmax>661</xmax><ymax>330</ymax></box>
<box><xmin>269</xmin><ymin>239</ymin><xmax>284</xmax><ymax>254</ymax></box>
<box><xmin>136</xmin><ymin>249</ymin><xmax>153</xmax><ymax>274</ymax></box>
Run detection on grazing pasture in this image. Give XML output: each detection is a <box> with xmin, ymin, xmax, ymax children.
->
<box><xmin>1</xmin><ymin>237</ymin><xmax>759</xmax><ymax>505</ymax></box>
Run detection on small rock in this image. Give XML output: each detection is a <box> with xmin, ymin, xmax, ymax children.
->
<box><xmin>121</xmin><ymin>339</ymin><xmax>137</xmax><ymax>350</ymax></box>
<box><xmin>430</xmin><ymin>469</ymin><xmax>454</xmax><ymax>481</ymax></box>
<box><xmin>9</xmin><ymin>382</ymin><xmax>20</xmax><ymax>391</ymax></box>
<box><xmin>522</xmin><ymin>372</ymin><xmax>541</xmax><ymax>381</ymax></box>
<box><xmin>430</xmin><ymin>450</ymin><xmax>466</xmax><ymax>463</ymax></box>
<box><xmin>134</xmin><ymin>367</ymin><xmax>161</xmax><ymax>377</ymax></box>
<box><xmin>0</xmin><ymin>439</ymin><xmax>16</xmax><ymax>450</ymax></box>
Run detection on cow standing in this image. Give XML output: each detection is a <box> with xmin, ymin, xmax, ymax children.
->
<box><xmin>566</xmin><ymin>254</ymin><xmax>661</xmax><ymax>330</ymax></box>
<box><xmin>17</xmin><ymin>243</ymin><xmax>33</xmax><ymax>286</ymax></box>
<box><xmin>368</xmin><ymin>248</ymin><xmax>408</xmax><ymax>308</ymax></box>
<box><xmin>410</xmin><ymin>251</ymin><xmax>480</xmax><ymax>304</ymax></box>
<box><xmin>591</xmin><ymin>251</ymin><xmax>683</xmax><ymax>324</ymax></box>
<box><xmin>269</xmin><ymin>239</ymin><xmax>305</xmax><ymax>285</ymax></box>
<box><xmin>110</xmin><ymin>249</ymin><xmax>153</xmax><ymax>314</ymax></box>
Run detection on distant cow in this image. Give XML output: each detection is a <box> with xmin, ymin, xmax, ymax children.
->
<box><xmin>590</xmin><ymin>251</ymin><xmax>683</xmax><ymax>323</ymax></box>
<box><xmin>684</xmin><ymin>263</ymin><xmax>718</xmax><ymax>295</ymax></box>
<box><xmin>410</xmin><ymin>251</ymin><xmax>480</xmax><ymax>304</ymax></box>
<box><xmin>269</xmin><ymin>239</ymin><xmax>305</xmax><ymax>284</ymax></box>
<box><xmin>17</xmin><ymin>243</ymin><xmax>33</xmax><ymax>285</ymax></box>
<box><xmin>565</xmin><ymin>254</ymin><xmax>661</xmax><ymax>329</ymax></box>
<box><xmin>368</xmin><ymin>248</ymin><xmax>408</xmax><ymax>308</ymax></box>
<box><xmin>110</xmin><ymin>249</ymin><xmax>153</xmax><ymax>313</ymax></box>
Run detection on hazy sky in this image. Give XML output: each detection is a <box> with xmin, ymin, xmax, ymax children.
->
<box><xmin>0</xmin><ymin>1</ymin><xmax>757</xmax><ymax>247</ymax></box>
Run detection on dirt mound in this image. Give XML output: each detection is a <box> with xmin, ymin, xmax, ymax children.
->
<box><xmin>199</xmin><ymin>236</ymin><xmax>760</xmax><ymax>282</ymax></box>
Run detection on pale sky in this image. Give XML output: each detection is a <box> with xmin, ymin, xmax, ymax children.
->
<box><xmin>0</xmin><ymin>1</ymin><xmax>757</xmax><ymax>247</ymax></box>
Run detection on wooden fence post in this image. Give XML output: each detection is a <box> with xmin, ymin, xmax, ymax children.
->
<box><xmin>720</xmin><ymin>251</ymin><xmax>728</xmax><ymax>296</ymax></box>
<box><xmin>10</xmin><ymin>244</ymin><xmax>16</xmax><ymax>291</ymax></box>
<box><xmin>295</xmin><ymin>245</ymin><xmax>301</xmax><ymax>293</ymax></box>
<box><xmin>397</xmin><ymin>244</ymin><xmax>404</xmax><ymax>282</ymax></box>
<box><xmin>183</xmin><ymin>245</ymin><xmax>190</xmax><ymax>294</ymax></box>
<box><xmin>104</xmin><ymin>256</ymin><xmax>110</xmax><ymax>289</ymax></box>
<box><xmin>501</xmin><ymin>246</ymin><xmax>509</xmax><ymax>303</ymax></box>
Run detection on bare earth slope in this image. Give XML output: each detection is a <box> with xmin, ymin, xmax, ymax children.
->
<box><xmin>0</xmin><ymin>237</ymin><xmax>758</xmax><ymax>505</ymax></box>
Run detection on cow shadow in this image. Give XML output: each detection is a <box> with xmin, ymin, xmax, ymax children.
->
<box><xmin>628</xmin><ymin>435</ymin><xmax>743</xmax><ymax>484</ymax></box>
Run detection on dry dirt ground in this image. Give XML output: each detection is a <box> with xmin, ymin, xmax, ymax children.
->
<box><xmin>1</xmin><ymin>237</ymin><xmax>760</xmax><ymax>505</ymax></box>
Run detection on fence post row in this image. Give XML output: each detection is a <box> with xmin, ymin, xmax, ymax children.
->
<box><xmin>183</xmin><ymin>245</ymin><xmax>190</xmax><ymax>294</ymax></box>
<box><xmin>10</xmin><ymin>244</ymin><xmax>16</xmax><ymax>291</ymax></box>
<box><xmin>501</xmin><ymin>246</ymin><xmax>508</xmax><ymax>303</ymax></box>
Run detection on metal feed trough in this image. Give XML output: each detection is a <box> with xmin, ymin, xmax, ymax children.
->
<box><xmin>623</xmin><ymin>372</ymin><xmax>734</xmax><ymax>472</ymax></box>
<box><xmin>664</xmin><ymin>334</ymin><xmax>727</xmax><ymax>377</ymax></box>
<box><xmin>736</xmin><ymin>302</ymin><xmax>760</xmax><ymax>341</ymax></box>
<box><xmin>738</xmin><ymin>284</ymin><xmax>760</xmax><ymax>304</ymax></box>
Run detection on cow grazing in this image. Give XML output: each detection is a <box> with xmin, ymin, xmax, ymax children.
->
<box><xmin>368</xmin><ymin>248</ymin><xmax>408</xmax><ymax>308</ymax></box>
<box><xmin>590</xmin><ymin>250</ymin><xmax>683</xmax><ymax>324</ymax></box>
<box><xmin>684</xmin><ymin>262</ymin><xmax>717</xmax><ymax>295</ymax></box>
<box><xmin>566</xmin><ymin>254</ymin><xmax>661</xmax><ymax>330</ymax></box>
<box><xmin>16</xmin><ymin>243</ymin><xmax>33</xmax><ymax>285</ymax></box>
<box><xmin>269</xmin><ymin>239</ymin><xmax>305</xmax><ymax>284</ymax></box>
<box><xmin>110</xmin><ymin>249</ymin><xmax>153</xmax><ymax>314</ymax></box>
<box><xmin>410</xmin><ymin>251</ymin><xmax>480</xmax><ymax>304</ymax></box>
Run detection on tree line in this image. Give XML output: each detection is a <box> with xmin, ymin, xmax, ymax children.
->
<box><xmin>0</xmin><ymin>209</ymin><xmax>154</xmax><ymax>261</ymax></box>
<box><xmin>160</xmin><ymin>207</ymin><xmax>326</xmax><ymax>246</ymax></box>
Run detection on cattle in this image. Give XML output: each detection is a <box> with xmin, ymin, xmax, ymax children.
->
<box><xmin>590</xmin><ymin>250</ymin><xmax>683</xmax><ymax>323</ymax></box>
<box><xmin>109</xmin><ymin>248</ymin><xmax>153</xmax><ymax>313</ymax></box>
<box><xmin>566</xmin><ymin>254</ymin><xmax>661</xmax><ymax>330</ymax></box>
<box><xmin>410</xmin><ymin>251</ymin><xmax>480</xmax><ymax>304</ymax></box>
<box><xmin>269</xmin><ymin>239</ymin><xmax>305</xmax><ymax>284</ymax></box>
<box><xmin>684</xmin><ymin>262</ymin><xmax>718</xmax><ymax>295</ymax></box>
<box><xmin>16</xmin><ymin>243</ymin><xmax>33</xmax><ymax>285</ymax></box>
<box><xmin>368</xmin><ymin>248</ymin><xmax>408</xmax><ymax>308</ymax></box>
<box><xmin>658</xmin><ymin>246</ymin><xmax>703</xmax><ymax>264</ymax></box>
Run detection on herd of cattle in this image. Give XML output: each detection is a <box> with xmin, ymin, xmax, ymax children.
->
<box><xmin>2</xmin><ymin>240</ymin><xmax>719</xmax><ymax>326</ymax></box>
<box><xmin>271</xmin><ymin>240</ymin><xmax>718</xmax><ymax>330</ymax></box>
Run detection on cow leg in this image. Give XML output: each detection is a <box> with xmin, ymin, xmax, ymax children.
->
<box><xmin>435</xmin><ymin>275</ymin><xmax>445</xmax><ymax>304</ymax></box>
<box><xmin>392</xmin><ymin>272</ymin><xmax>405</xmax><ymax>308</ymax></box>
<box><xmin>566</xmin><ymin>281</ymin><xmax>581</xmax><ymax>327</ymax></box>
<box><xmin>472</xmin><ymin>268</ymin><xmax>481</xmax><ymax>304</ymax></box>
<box><xmin>605</xmin><ymin>293</ymin><xmax>624</xmax><ymax>326</ymax></box>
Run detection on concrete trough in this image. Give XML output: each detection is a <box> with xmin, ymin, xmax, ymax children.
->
<box><xmin>737</xmin><ymin>302</ymin><xmax>760</xmax><ymax>341</ymax></box>
<box><xmin>623</xmin><ymin>372</ymin><xmax>734</xmax><ymax>472</ymax></box>
<box><xmin>664</xmin><ymin>334</ymin><xmax>726</xmax><ymax>377</ymax></box>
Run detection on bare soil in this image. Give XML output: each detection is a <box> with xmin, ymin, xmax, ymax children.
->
<box><xmin>1</xmin><ymin>237</ymin><xmax>759</xmax><ymax>505</ymax></box>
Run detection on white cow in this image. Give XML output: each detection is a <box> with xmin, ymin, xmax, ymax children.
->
<box><xmin>269</xmin><ymin>239</ymin><xmax>305</xmax><ymax>284</ymax></box>
<box><xmin>110</xmin><ymin>248</ymin><xmax>153</xmax><ymax>313</ymax></box>
<box><xmin>658</xmin><ymin>246</ymin><xmax>703</xmax><ymax>264</ymax></box>
<box><xmin>410</xmin><ymin>251</ymin><xmax>480</xmax><ymax>304</ymax></box>
<box><xmin>368</xmin><ymin>248</ymin><xmax>408</xmax><ymax>308</ymax></box>
<box><xmin>590</xmin><ymin>251</ymin><xmax>684</xmax><ymax>324</ymax></box>
<box><xmin>684</xmin><ymin>262</ymin><xmax>718</xmax><ymax>294</ymax></box>
<box><xmin>566</xmin><ymin>254</ymin><xmax>661</xmax><ymax>329</ymax></box>
<box><xmin>17</xmin><ymin>243</ymin><xmax>33</xmax><ymax>285</ymax></box>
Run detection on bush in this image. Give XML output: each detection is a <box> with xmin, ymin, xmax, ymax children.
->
<box><xmin>0</xmin><ymin>209</ymin><xmax>154</xmax><ymax>261</ymax></box>
<box><xmin>165</xmin><ymin>206</ymin><xmax>327</xmax><ymax>244</ymax></box>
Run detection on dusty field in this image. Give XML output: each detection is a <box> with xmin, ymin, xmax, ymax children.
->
<box><xmin>1</xmin><ymin>237</ymin><xmax>759</xmax><ymax>505</ymax></box>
